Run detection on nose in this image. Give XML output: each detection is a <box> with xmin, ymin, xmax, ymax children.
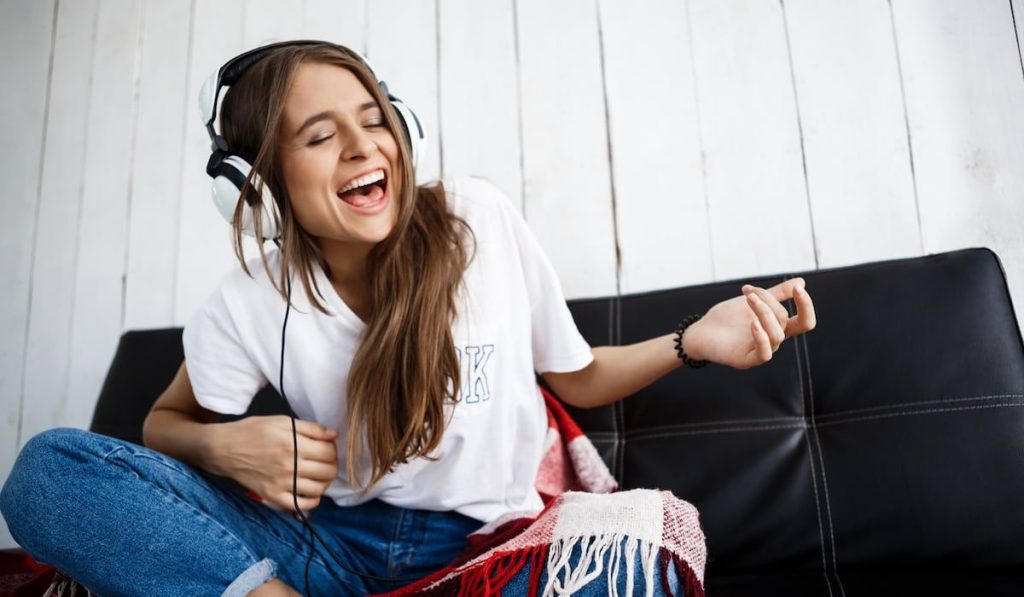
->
<box><xmin>340</xmin><ymin>125</ymin><xmax>377</xmax><ymax>162</ymax></box>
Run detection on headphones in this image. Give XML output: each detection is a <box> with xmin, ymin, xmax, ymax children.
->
<box><xmin>199</xmin><ymin>39</ymin><xmax>426</xmax><ymax>240</ymax></box>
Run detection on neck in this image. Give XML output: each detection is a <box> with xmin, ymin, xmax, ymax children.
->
<box><xmin>318</xmin><ymin>238</ymin><xmax>372</xmax><ymax>306</ymax></box>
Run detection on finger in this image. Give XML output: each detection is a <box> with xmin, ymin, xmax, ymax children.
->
<box><xmin>286</xmin><ymin>476</ymin><xmax>332</xmax><ymax>498</ymax></box>
<box><xmin>275</xmin><ymin>491</ymin><xmax>321</xmax><ymax>514</ymax></box>
<box><xmin>755</xmin><ymin>277</ymin><xmax>805</xmax><ymax>303</ymax></box>
<box><xmin>746</xmin><ymin>292</ymin><xmax>785</xmax><ymax>349</ymax></box>
<box><xmin>296</xmin><ymin>457</ymin><xmax>339</xmax><ymax>482</ymax></box>
<box><xmin>749</xmin><ymin>318</ymin><xmax>773</xmax><ymax>365</ymax></box>
<box><xmin>786</xmin><ymin>284</ymin><xmax>818</xmax><ymax>336</ymax></box>
<box><xmin>295</xmin><ymin>435</ymin><xmax>339</xmax><ymax>465</ymax></box>
<box><xmin>292</xmin><ymin>418</ymin><xmax>339</xmax><ymax>441</ymax></box>
<box><xmin>743</xmin><ymin>285</ymin><xmax>789</xmax><ymax>327</ymax></box>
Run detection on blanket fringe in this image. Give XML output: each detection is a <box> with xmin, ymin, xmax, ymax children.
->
<box><xmin>383</xmin><ymin>537</ymin><xmax>705</xmax><ymax>597</ymax></box>
<box><xmin>42</xmin><ymin>571</ymin><xmax>95</xmax><ymax>597</ymax></box>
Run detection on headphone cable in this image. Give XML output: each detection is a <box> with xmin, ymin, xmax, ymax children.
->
<box><xmin>277</xmin><ymin>257</ymin><xmax>422</xmax><ymax>592</ymax></box>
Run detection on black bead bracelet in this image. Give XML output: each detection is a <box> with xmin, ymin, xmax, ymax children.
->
<box><xmin>674</xmin><ymin>313</ymin><xmax>709</xmax><ymax>368</ymax></box>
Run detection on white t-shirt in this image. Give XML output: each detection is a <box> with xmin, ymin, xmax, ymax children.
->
<box><xmin>182</xmin><ymin>175</ymin><xmax>595</xmax><ymax>524</ymax></box>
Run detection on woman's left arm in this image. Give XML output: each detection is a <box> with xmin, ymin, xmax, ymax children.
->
<box><xmin>543</xmin><ymin>277</ymin><xmax>817</xmax><ymax>409</ymax></box>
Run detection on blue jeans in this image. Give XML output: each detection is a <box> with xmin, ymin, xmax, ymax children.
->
<box><xmin>1</xmin><ymin>428</ymin><xmax>690</xmax><ymax>596</ymax></box>
<box><xmin>0</xmin><ymin>427</ymin><xmax>482</xmax><ymax>596</ymax></box>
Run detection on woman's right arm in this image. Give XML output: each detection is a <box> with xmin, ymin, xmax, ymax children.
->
<box><xmin>142</xmin><ymin>361</ymin><xmax>233</xmax><ymax>477</ymax></box>
<box><xmin>142</xmin><ymin>360</ymin><xmax>340</xmax><ymax>513</ymax></box>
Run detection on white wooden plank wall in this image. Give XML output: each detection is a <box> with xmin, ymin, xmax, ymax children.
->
<box><xmin>11</xmin><ymin>0</ymin><xmax>91</xmax><ymax>514</ymax></box>
<box><xmin>599</xmin><ymin>0</ymin><xmax>712</xmax><ymax>292</ymax></box>
<box><xmin>1</xmin><ymin>0</ymin><xmax>1023</xmax><ymax>550</ymax></box>
<box><xmin>0</xmin><ymin>0</ymin><xmax>57</xmax><ymax>553</ymax></box>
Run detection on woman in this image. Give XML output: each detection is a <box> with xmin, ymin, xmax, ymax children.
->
<box><xmin>0</xmin><ymin>41</ymin><xmax>815</xmax><ymax>596</ymax></box>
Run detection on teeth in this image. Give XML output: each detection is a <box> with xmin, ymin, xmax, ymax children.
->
<box><xmin>338</xmin><ymin>169</ymin><xmax>385</xmax><ymax>194</ymax></box>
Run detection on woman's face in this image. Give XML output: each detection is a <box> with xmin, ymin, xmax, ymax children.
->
<box><xmin>277</xmin><ymin>61</ymin><xmax>400</xmax><ymax>246</ymax></box>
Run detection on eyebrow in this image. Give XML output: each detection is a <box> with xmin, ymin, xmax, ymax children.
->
<box><xmin>295</xmin><ymin>102</ymin><xmax>380</xmax><ymax>136</ymax></box>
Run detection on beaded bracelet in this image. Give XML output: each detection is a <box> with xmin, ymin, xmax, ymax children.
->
<box><xmin>673</xmin><ymin>313</ymin><xmax>709</xmax><ymax>368</ymax></box>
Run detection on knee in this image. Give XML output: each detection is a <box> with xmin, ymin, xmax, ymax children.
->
<box><xmin>0</xmin><ymin>428</ymin><xmax>97</xmax><ymax>522</ymax></box>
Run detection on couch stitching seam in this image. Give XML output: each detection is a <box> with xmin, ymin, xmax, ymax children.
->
<box><xmin>616</xmin><ymin>396</ymin><xmax>1024</xmax><ymax>437</ymax></box>
<box><xmin>790</xmin><ymin>290</ymin><xmax>834</xmax><ymax>597</ymax></box>
<box><xmin>802</xmin><ymin>320</ymin><xmax>846</xmax><ymax>597</ymax></box>
<box><xmin>794</xmin><ymin>337</ymin><xmax>835</xmax><ymax>597</ymax></box>
<box><xmin>815</xmin><ymin>394</ymin><xmax>1024</xmax><ymax>420</ymax></box>
<box><xmin>816</xmin><ymin>402</ymin><xmax>1024</xmax><ymax>427</ymax></box>
<box><xmin>624</xmin><ymin>423</ymin><xmax>807</xmax><ymax>440</ymax></box>
<box><xmin>625</xmin><ymin>416</ymin><xmax>806</xmax><ymax>432</ymax></box>
<box><xmin>616</xmin><ymin>400</ymin><xmax>1024</xmax><ymax>438</ymax></box>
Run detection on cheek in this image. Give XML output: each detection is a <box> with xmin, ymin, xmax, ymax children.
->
<box><xmin>282</xmin><ymin>152</ymin><xmax>334</xmax><ymax>203</ymax></box>
<box><xmin>288</xmin><ymin>154</ymin><xmax>320</xmax><ymax>186</ymax></box>
<box><xmin>279</xmin><ymin>156</ymin><xmax>330</xmax><ymax>231</ymax></box>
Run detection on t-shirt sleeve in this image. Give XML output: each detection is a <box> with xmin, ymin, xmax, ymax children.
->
<box><xmin>482</xmin><ymin>178</ymin><xmax>595</xmax><ymax>374</ymax></box>
<box><xmin>181</xmin><ymin>284</ymin><xmax>267</xmax><ymax>415</ymax></box>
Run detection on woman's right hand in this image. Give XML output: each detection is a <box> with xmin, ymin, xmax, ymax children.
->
<box><xmin>213</xmin><ymin>415</ymin><xmax>339</xmax><ymax>514</ymax></box>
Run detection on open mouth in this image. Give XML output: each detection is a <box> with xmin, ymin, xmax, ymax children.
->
<box><xmin>337</xmin><ymin>169</ymin><xmax>387</xmax><ymax>209</ymax></box>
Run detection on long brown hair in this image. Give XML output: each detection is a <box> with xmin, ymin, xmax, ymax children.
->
<box><xmin>219</xmin><ymin>42</ymin><xmax>476</xmax><ymax>489</ymax></box>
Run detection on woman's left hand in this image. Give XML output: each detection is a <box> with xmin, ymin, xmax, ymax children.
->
<box><xmin>683</xmin><ymin>277</ymin><xmax>817</xmax><ymax>370</ymax></box>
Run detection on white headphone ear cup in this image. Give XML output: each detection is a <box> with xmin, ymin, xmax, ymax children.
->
<box><xmin>390</xmin><ymin>100</ymin><xmax>425</xmax><ymax>171</ymax></box>
<box><xmin>210</xmin><ymin>155</ymin><xmax>281</xmax><ymax>240</ymax></box>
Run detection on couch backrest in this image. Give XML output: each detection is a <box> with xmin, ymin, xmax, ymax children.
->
<box><xmin>91</xmin><ymin>247</ymin><xmax>1024</xmax><ymax>576</ymax></box>
<box><xmin>553</xmin><ymin>247</ymin><xmax>1024</xmax><ymax>575</ymax></box>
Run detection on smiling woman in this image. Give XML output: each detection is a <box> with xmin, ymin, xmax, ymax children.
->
<box><xmin>0</xmin><ymin>40</ymin><xmax>745</xmax><ymax>597</ymax></box>
<box><xmin>215</xmin><ymin>43</ymin><xmax>477</xmax><ymax>502</ymax></box>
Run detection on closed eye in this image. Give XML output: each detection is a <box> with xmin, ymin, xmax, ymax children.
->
<box><xmin>308</xmin><ymin>134</ymin><xmax>333</xmax><ymax>146</ymax></box>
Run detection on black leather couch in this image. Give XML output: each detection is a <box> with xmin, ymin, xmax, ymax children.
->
<box><xmin>56</xmin><ymin>247</ymin><xmax>1024</xmax><ymax>594</ymax></box>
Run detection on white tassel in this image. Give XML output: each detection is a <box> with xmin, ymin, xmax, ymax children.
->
<box><xmin>579</xmin><ymin>533</ymin><xmax>615</xmax><ymax>591</ymax></box>
<box><xmin>543</xmin><ymin>534</ymin><xmax>576</xmax><ymax>595</ymax></box>
<box><xmin>549</xmin><ymin>533</ymin><xmax>622</xmax><ymax>596</ymax></box>
<box><xmin>540</xmin><ymin>532</ymin><xmax>667</xmax><ymax>596</ymax></box>
<box><xmin>618</xmin><ymin>536</ymin><xmax>634</xmax><ymax>593</ymax></box>
<box><xmin>41</xmin><ymin>580</ymin><xmax>59</xmax><ymax>597</ymax></box>
<box><xmin>606</xmin><ymin>531</ymin><xmax>624</xmax><ymax>597</ymax></box>
<box><xmin>561</xmin><ymin>535</ymin><xmax>597</xmax><ymax>593</ymax></box>
<box><xmin>641</xmin><ymin>538</ymin><xmax>657</xmax><ymax>596</ymax></box>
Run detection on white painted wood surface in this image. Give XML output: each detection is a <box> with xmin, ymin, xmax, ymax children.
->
<box><xmin>3</xmin><ymin>0</ymin><xmax>1024</xmax><ymax>550</ymax></box>
<box><xmin>173</xmin><ymin>0</ymin><xmax>248</xmax><ymax>327</ymax></box>
<box><xmin>516</xmin><ymin>0</ymin><xmax>619</xmax><ymax>298</ymax></box>
<box><xmin>303</xmin><ymin>0</ymin><xmax>366</xmax><ymax>52</ymax></box>
<box><xmin>123</xmin><ymin>0</ymin><xmax>191</xmax><ymax>331</ymax></box>
<box><xmin>63</xmin><ymin>0</ymin><xmax>143</xmax><ymax>433</ymax></box>
<box><xmin>891</xmin><ymin>0</ymin><xmax>1024</xmax><ymax>337</ymax></box>
<box><xmin>0</xmin><ymin>0</ymin><xmax>56</xmax><ymax>556</ymax></box>
<box><xmin>16</xmin><ymin>0</ymin><xmax>96</xmax><ymax>455</ymax></box>
<box><xmin>784</xmin><ymin>0</ymin><xmax>922</xmax><ymax>268</ymax></box>
<box><xmin>438</xmin><ymin>0</ymin><xmax>523</xmax><ymax>210</ymax></box>
<box><xmin>245</xmin><ymin>0</ymin><xmax>304</xmax><ymax>48</ymax></box>
<box><xmin>688</xmin><ymin>0</ymin><xmax>817</xmax><ymax>281</ymax></box>
<box><xmin>598</xmin><ymin>0</ymin><xmax>712</xmax><ymax>293</ymax></box>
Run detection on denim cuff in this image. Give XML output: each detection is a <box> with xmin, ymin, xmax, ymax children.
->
<box><xmin>222</xmin><ymin>557</ymin><xmax>277</xmax><ymax>597</ymax></box>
